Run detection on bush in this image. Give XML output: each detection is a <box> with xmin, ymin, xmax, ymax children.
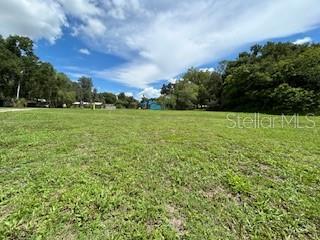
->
<box><xmin>13</xmin><ymin>98</ymin><xmax>27</xmax><ymax>108</ymax></box>
<box><xmin>271</xmin><ymin>84</ymin><xmax>319</xmax><ymax>113</ymax></box>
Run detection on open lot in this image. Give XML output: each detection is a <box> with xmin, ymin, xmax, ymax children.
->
<box><xmin>0</xmin><ymin>109</ymin><xmax>319</xmax><ymax>239</ymax></box>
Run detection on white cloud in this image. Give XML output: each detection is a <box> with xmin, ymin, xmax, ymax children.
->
<box><xmin>66</xmin><ymin>72</ymin><xmax>90</xmax><ymax>80</ymax></box>
<box><xmin>293</xmin><ymin>37</ymin><xmax>313</xmax><ymax>45</ymax></box>
<box><xmin>199</xmin><ymin>67</ymin><xmax>215</xmax><ymax>72</ymax></box>
<box><xmin>88</xmin><ymin>0</ymin><xmax>320</xmax><ymax>88</ymax></box>
<box><xmin>79</xmin><ymin>48</ymin><xmax>91</xmax><ymax>55</ymax></box>
<box><xmin>0</xmin><ymin>0</ymin><xmax>67</xmax><ymax>43</ymax></box>
<box><xmin>1</xmin><ymin>0</ymin><xmax>320</xmax><ymax>88</ymax></box>
<box><xmin>103</xmin><ymin>0</ymin><xmax>143</xmax><ymax>20</ymax></box>
<box><xmin>124</xmin><ymin>92</ymin><xmax>133</xmax><ymax>97</ymax></box>
<box><xmin>138</xmin><ymin>87</ymin><xmax>161</xmax><ymax>99</ymax></box>
<box><xmin>0</xmin><ymin>0</ymin><xmax>103</xmax><ymax>43</ymax></box>
<box><xmin>169</xmin><ymin>78</ymin><xmax>178</xmax><ymax>84</ymax></box>
<box><xmin>168</xmin><ymin>77</ymin><xmax>184</xmax><ymax>84</ymax></box>
<box><xmin>74</xmin><ymin>18</ymin><xmax>106</xmax><ymax>39</ymax></box>
<box><xmin>56</xmin><ymin>0</ymin><xmax>101</xmax><ymax>19</ymax></box>
<box><xmin>93</xmin><ymin>62</ymin><xmax>162</xmax><ymax>88</ymax></box>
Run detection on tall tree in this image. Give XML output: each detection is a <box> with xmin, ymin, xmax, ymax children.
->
<box><xmin>222</xmin><ymin>42</ymin><xmax>320</xmax><ymax>113</ymax></box>
<box><xmin>78</xmin><ymin>77</ymin><xmax>93</xmax><ymax>102</ymax></box>
<box><xmin>173</xmin><ymin>80</ymin><xmax>199</xmax><ymax>110</ymax></box>
<box><xmin>0</xmin><ymin>36</ymin><xmax>20</xmax><ymax>99</ymax></box>
<box><xmin>5</xmin><ymin>35</ymin><xmax>38</xmax><ymax>100</ymax></box>
<box><xmin>99</xmin><ymin>92</ymin><xmax>117</xmax><ymax>104</ymax></box>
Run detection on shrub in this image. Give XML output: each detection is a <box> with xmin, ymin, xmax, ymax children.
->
<box><xmin>13</xmin><ymin>98</ymin><xmax>27</xmax><ymax>108</ymax></box>
<box><xmin>271</xmin><ymin>84</ymin><xmax>319</xmax><ymax>113</ymax></box>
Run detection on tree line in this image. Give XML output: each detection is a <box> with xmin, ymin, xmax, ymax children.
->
<box><xmin>158</xmin><ymin>42</ymin><xmax>320</xmax><ymax>113</ymax></box>
<box><xmin>0</xmin><ymin>35</ymin><xmax>138</xmax><ymax>108</ymax></box>
<box><xmin>1</xmin><ymin>35</ymin><xmax>320</xmax><ymax>113</ymax></box>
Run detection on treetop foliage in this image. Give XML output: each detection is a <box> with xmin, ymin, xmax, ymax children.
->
<box><xmin>0</xmin><ymin>35</ymin><xmax>138</xmax><ymax>108</ymax></box>
<box><xmin>160</xmin><ymin>42</ymin><xmax>320</xmax><ymax>113</ymax></box>
<box><xmin>1</xmin><ymin>35</ymin><xmax>319</xmax><ymax>113</ymax></box>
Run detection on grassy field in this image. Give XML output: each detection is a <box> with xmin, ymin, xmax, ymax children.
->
<box><xmin>0</xmin><ymin>109</ymin><xmax>319</xmax><ymax>239</ymax></box>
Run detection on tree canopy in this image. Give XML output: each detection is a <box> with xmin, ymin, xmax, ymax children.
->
<box><xmin>160</xmin><ymin>42</ymin><xmax>320</xmax><ymax>113</ymax></box>
<box><xmin>1</xmin><ymin>35</ymin><xmax>320</xmax><ymax>113</ymax></box>
<box><xmin>221</xmin><ymin>42</ymin><xmax>320</xmax><ymax>113</ymax></box>
<box><xmin>0</xmin><ymin>35</ymin><xmax>139</xmax><ymax>108</ymax></box>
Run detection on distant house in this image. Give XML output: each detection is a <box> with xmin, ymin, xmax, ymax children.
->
<box><xmin>72</xmin><ymin>101</ymin><xmax>90</xmax><ymax>108</ymax></box>
<box><xmin>149</xmin><ymin>101</ymin><xmax>161</xmax><ymax>110</ymax></box>
<box><xmin>72</xmin><ymin>102</ymin><xmax>116</xmax><ymax>110</ymax></box>
<box><xmin>93</xmin><ymin>102</ymin><xmax>103</xmax><ymax>109</ymax></box>
<box><xmin>72</xmin><ymin>102</ymin><xmax>81</xmax><ymax>107</ymax></box>
<box><xmin>141</xmin><ymin>99</ymin><xmax>162</xmax><ymax>110</ymax></box>
<box><xmin>72</xmin><ymin>102</ymin><xmax>102</xmax><ymax>108</ymax></box>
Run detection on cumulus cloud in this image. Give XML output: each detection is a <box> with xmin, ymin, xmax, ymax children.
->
<box><xmin>124</xmin><ymin>92</ymin><xmax>133</xmax><ymax>97</ymax></box>
<box><xmin>73</xmin><ymin>18</ymin><xmax>107</xmax><ymax>39</ymax></box>
<box><xmin>293</xmin><ymin>37</ymin><xmax>313</xmax><ymax>45</ymax></box>
<box><xmin>88</xmin><ymin>0</ymin><xmax>320</xmax><ymax>88</ymax></box>
<box><xmin>1</xmin><ymin>0</ymin><xmax>320</xmax><ymax>88</ymax></box>
<box><xmin>56</xmin><ymin>0</ymin><xmax>101</xmax><ymax>19</ymax></box>
<box><xmin>0</xmin><ymin>0</ymin><xmax>102</xmax><ymax>43</ymax></box>
<box><xmin>138</xmin><ymin>87</ymin><xmax>161</xmax><ymax>99</ymax></box>
<box><xmin>0</xmin><ymin>0</ymin><xmax>67</xmax><ymax>43</ymax></box>
<box><xmin>79</xmin><ymin>48</ymin><xmax>91</xmax><ymax>55</ymax></box>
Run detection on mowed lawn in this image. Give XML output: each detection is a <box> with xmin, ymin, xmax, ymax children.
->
<box><xmin>0</xmin><ymin>109</ymin><xmax>319</xmax><ymax>239</ymax></box>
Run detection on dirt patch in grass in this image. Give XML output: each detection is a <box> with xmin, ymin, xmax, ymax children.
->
<box><xmin>257</xmin><ymin>163</ymin><xmax>287</xmax><ymax>183</ymax></box>
<box><xmin>0</xmin><ymin>206</ymin><xmax>14</xmax><ymax>222</ymax></box>
<box><xmin>200</xmin><ymin>185</ymin><xmax>228</xmax><ymax>199</ymax></box>
<box><xmin>146</xmin><ymin>219</ymin><xmax>162</xmax><ymax>233</ymax></box>
<box><xmin>258</xmin><ymin>162</ymin><xmax>272</xmax><ymax>171</ymax></box>
<box><xmin>200</xmin><ymin>185</ymin><xmax>244</xmax><ymax>206</ymax></box>
<box><xmin>167</xmin><ymin>204</ymin><xmax>186</xmax><ymax>236</ymax></box>
<box><xmin>53</xmin><ymin>224</ymin><xmax>77</xmax><ymax>240</ymax></box>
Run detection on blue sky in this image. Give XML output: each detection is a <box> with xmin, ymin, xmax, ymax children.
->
<box><xmin>1</xmin><ymin>0</ymin><xmax>320</xmax><ymax>99</ymax></box>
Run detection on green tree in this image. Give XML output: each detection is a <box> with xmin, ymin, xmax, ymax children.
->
<box><xmin>116</xmin><ymin>93</ymin><xmax>139</xmax><ymax>109</ymax></box>
<box><xmin>0</xmin><ymin>36</ymin><xmax>20</xmax><ymax>99</ymax></box>
<box><xmin>5</xmin><ymin>35</ymin><xmax>38</xmax><ymax>100</ymax></box>
<box><xmin>173</xmin><ymin>80</ymin><xmax>199</xmax><ymax>110</ymax></box>
<box><xmin>78</xmin><ymin>77</ymin><xmax>93</xmax><ymax>102</ymax></box>
<box><xmin>222</xmin><ymin>42</ymin><xmax>320</xmax><ymax>113</ymax></box>
<box><xmin>99</xmin><ymin>92</ymin><xmax>117</xmax><ymax>104</ymax></box>
<box><xmin>158</xmin><ymin>95</ymin><xmax>176</xmax><ymax>110</ymax></box>
<box><xmin>271</xmin><ymin>84</ymin><xmax>318</xmax><ymax>113</ymax></box>
<box><xmin>0</xmin><ymin>35</ymin><xmax>96</xmax><ymax>107</ymax></box>
<box><xmin>53</xmin><ymin>73</ymin><xmax>77</xmax><ymax>106</ymax></box>
<box><xmin>180</xmin><ymin>68</ymin><xmax>223</xmax><ymax>110</ymax></box>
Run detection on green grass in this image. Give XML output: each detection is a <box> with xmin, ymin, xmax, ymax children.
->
<box><xmin>0</xmin><ymin>109</ymin><xmax>319</xmax><ymax>239</ymax></box>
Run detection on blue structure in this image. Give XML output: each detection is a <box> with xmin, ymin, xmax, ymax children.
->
<box><xmin>149</xmin><ymin>101</ymin><xmax>162</xmax><ymax>110</ymax></box>
<box><xmin>141</xmin><ymin>99</ymin><xmax>162</xmax><ymax>110</ymax></box>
